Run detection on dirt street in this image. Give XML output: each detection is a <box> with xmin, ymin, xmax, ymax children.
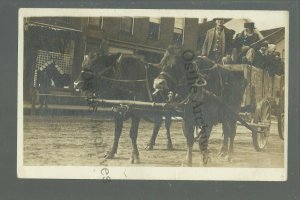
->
<box><xmin>23</xmin><ymin>116</ymin><xmax>284</xmax><ymax>168</ymax></box>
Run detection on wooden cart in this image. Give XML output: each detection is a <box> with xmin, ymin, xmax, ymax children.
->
<box><xmin>224</xmin><ymin>64</ymin><xmax>285</xmax><ymax>150</ymax></box>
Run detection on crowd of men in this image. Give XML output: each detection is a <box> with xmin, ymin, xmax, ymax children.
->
<box><xmin>201</xmin><ymin>18</ymin><xmax>284</xmax><ymax>76</ymax></box>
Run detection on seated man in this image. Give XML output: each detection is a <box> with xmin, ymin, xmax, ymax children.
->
<box><xmin>232</xmin><ymin>22</ymin><xmax>261</xmax><ymax>64</ymax></box>
<box><xmin>253</xmin><ymin>42</ymin><xmax>269</xmax><ymax>70</ymax></box>
<box><xmin>265</xmin><ymin>44</ymin><xmax>278</xmax><ymax>76</ymax></box>
<box><xmin>274</xmin><ymin>52</ymin><xmax>285</xmax><ymax>75</ymax></box>
<box><xmin>201</xmin><ymin>18</ymin><xmax>235</xmax><ymax>64</ymax></box>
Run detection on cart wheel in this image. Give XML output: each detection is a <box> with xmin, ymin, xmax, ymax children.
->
<box><xmin>278</xmin><ymin>113</ymin><xmax>284</xmax><ymax>140</ymax></box>
<box><xmin>277</xmin><ymin>87</ymin><xmax>284</xmax><ymax>140</ymax></box>
<box><xmin>252</xmin><ymin>100</ymin><xmax>272</xmax><ymax>151</ymax></box>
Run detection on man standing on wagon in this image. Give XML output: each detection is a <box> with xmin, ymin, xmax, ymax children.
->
<box><xmin>231</xmin><ymin>22</ymin><xmax>261</xmax><ymax>64</ymax></box>
<box><xmin>201</xmin><ymin>18</ymin><xmax>235</xmax><ymax>64</ymax></box>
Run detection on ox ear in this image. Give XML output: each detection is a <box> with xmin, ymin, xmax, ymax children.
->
<box><xmin>84</xmin><ymin>55</ymin><xmax>89</xmax><ymax>61</ymax></box>
<box><xmin>82</xmin><ymin>55</ymin><xmax>90</xmax><ymax>69</ymax></box>
<box><xmin>116</xmin><ymin>53</ymin><xmax>122</xmax><ymax>64</ymax></box>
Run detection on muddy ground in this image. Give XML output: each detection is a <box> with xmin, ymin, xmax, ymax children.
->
<box><xmin>23</xmin><ymin>116</ymin><xmax>284</xmax><ymax>168</ymax></box>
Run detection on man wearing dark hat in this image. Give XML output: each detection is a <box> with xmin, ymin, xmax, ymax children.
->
<box><xmin>201</xmin><ymin>18</ymin><xmax>235</xmax><ymax>63</ymax></box>
<box><xmin>232</xmin><ymin>22</ymin><xmax>261</xmax><ymax>64</ymax></box>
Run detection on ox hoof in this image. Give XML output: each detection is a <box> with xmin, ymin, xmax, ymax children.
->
<box><xmin>202</xmin><ymin>153</ymin><xmax>211</xmax><ymax>166</ymax></box>
<box><xmin>104</xmin><ymin>151</ymin><xmax>115</xmax><ymax>159</ymax></box>
<box><xmin>181</xmin><ymin>160</ymin><xmax>192</xmax><ymax>167</ymax></box>
<box><xmin>225</xmin><ymin>154</ymin><xmax>233</xmax><ymax>162</ymax></box>
<box><xmin>218</xmin><ymin>151</ymin><xmax>227</xmax><ymax>159</ymax></box>
<box><xmin>167</xmin><ymin>143</ymin><xmax>174</xmax><ymax>151</ymax></box>
<box><xmin>130</xmin><ymin>154</ymin><xmax>140</xmax><ymax>164</ymax></box>
<box><xmin>145</xmin><ymin>143</ymin><xmax>154</xmax><ymax>151</ymax></box>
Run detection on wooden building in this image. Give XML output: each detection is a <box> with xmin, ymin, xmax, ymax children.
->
<box><xmin>23</xmin><ymin>17</ymin><xmax>199</xmax><ymax>103</ymax></box>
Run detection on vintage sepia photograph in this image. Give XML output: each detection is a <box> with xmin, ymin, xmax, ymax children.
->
<box><xmin>18</xmin><ymin>9</ymin><xmax>288</xmax><ymax>180</ymax></box>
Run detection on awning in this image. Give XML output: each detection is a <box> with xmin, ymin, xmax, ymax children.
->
<box><xmin>108</xmin><ymin>39</ymin><xmax>165</xmax><ymax>54</ymax></box>
<box><xmin>25</xmin><ymin>21</ymin><xmax>82</xmax><ymax>39</ymax></box>
<box><xmin>26</xmin><ymin>21</ymin><xmax>82</xmax><ymax>32</ymax></box>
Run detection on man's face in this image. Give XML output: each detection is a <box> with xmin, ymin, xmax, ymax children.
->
<box><xmin>260</xmin><ymin>46</ymin><xmax>267</xmax><ymax>53</ymax></box>
<box><xmin>215</xmin><ymin>19</ymin><xmax>225</xmax><ymax>26</ymax></box>
<box><xmin>244</xmin><ymin>27</ymin><xmax>254</xmax><ymax>34</ymax></box>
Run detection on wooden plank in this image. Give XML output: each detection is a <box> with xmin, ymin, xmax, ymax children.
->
<box><xmin>221</xmin><ymin>64</ymin><xmax>245</xmax><ymax>72</ymax></box>
<box><xmin>38</xmin><ymin>94</ymin><xmax>87</xmax><ymax>98</ymax></box>
<box><xmin>251</xmin><ymin>67</ymin><xmax>264</xmax><ymax>103</ymax></box>
<box><xmin>242</xmin><ymin>65</ymin><xmax>252</xmax><ymax>107</ymax></box>
<box><xmin>90</xmin><ymin>98</ymin><xmax>168</xmax><ymax>108</ymax></box>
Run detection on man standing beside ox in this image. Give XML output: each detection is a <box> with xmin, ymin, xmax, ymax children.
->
<box><xmin>201</xmin><ymin>18</ymin><xmax>235</xmax><ymax>64</ymax></box>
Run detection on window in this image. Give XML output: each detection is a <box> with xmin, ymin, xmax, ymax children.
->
<box><xmin>148</xmin><ymin>17</ymin><xmax>161</xmax><ymax>40</ymax></box>
<box><xmin>173</xmin><ymin>18</ymin><xmax>185</xmax><ymax>45</ymax></box>
<box><xmin>120</xmin><ymin>17</ymin><xmax>134</xmax><ymax>34</ymax></box>
<box><xmin>88</xmin><ymin>17</ymin><xmax>103</xmax><ymax>29</ymax></box>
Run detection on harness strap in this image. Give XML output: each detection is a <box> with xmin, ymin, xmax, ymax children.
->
<box><xmin>99</xmin><ymin>75</ymin><xmax>147</xmax><ymax>83</ymax></box>
<box><xmin>96</xmin><ymin>62</ymin><xmax>147</xmax><ymax>83</ymax></box>
<box><xmin>145</xmin><ymin>64</ymin><xmax>153</xmax><ymax>101</ymax></box>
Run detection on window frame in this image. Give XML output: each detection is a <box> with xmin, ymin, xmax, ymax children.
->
<box><xmin>87</xmin><ymin>17</ymin><xmax>103</xmax><ymax>29</ymax></box>
<box><xmin>148</xmin><ymin>17</ymin><xmax>161</xmax><ymax>40</ymax></box>
<box><xmin>119</xmin><ymin>17</ymin><xmax>134</xmax><ymax>35</ymax></box>
<box><xmin>173</xmin><ymin>18</ymin><xmax>185</xmax><ymax>45</ymax></box>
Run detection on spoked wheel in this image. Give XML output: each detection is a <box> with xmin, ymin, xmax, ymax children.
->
<box><xmin>278</xmin><ymin>112</ymin><xmax>284</xmax><ymax>140</ymax></box>
<box><xmin>252</xmin><ymin>100</ymin><xmax>272</xmax><ymax>151</ymax></box>
<box><xmin>277</xmin><ymin>88</ymin><xmax>285</xmax><ymax>140</ymax></box>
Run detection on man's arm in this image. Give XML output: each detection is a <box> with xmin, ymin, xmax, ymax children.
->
<box><xmin>225</xmin><ymin>29</ymin><xmax>235</xmax><ymax>55</ymax></box>
<box><xmin>201</xmin><ymin>30</ymin><xmax>210</xmax><ymax>56</ymax></box>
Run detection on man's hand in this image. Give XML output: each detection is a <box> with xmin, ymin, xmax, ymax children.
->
<box><xmin>222</xmin><ymin>55</ymin><xmax>232</xmax><ymax>64</ymax></box>
<box><xmin>241</xmin><ymin>45</ymin><xmax>250</xmax><ymax>52</ymax></box>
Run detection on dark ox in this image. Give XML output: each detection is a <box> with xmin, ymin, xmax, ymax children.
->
<box><xmin>74</xmin><ymin>52</ymin><xmax>174</xmax><ymax>163</ymax></box>
<box><xmin>153</xmin><ymin>49</ymin><xmax>246</xmax><ymax>166</ymax></box>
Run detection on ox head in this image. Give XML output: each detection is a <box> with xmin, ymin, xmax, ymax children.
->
<box><xmin>74</xmin><ymin>53</ymin><xmax>122</xmax><ymax>94</ymax></box>
<box><xmin>74</xmin><ymin>55</ymin><xmax>95</xmax><ymax>91</ymax></box>
<box><xmin>153</xmin><ymin>46</ymin><xmax>188</xmax><ymax>94</ymax></box>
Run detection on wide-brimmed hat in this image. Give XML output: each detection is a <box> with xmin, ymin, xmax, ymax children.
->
<box><xmin>244</xmin><ymin>22</ymin><xmax>255</xmax><ymax>29</ymax></box>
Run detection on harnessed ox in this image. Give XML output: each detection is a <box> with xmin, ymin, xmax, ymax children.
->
<box><xmin>153</xmin><ymin>49</ymin><xmax>246</xmax><ymax>166</ymax></box>
<box><xmin>36</xmin><ymin>60</ymin><xmax>71</xmax><ymax>109</ymax></box>
<box><xmin>74</xmin><ymin>53</ymin><xmax>174</xmax><ymax>163</ymax></box>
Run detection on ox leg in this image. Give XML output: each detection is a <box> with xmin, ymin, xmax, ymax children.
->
<box><xmin>129</xmin><ymin>116</ymin><xmax>141</xmax><ymax>164</ymax></box>
<box><xmin>227</xmin><ymin>121</ymin><xmax>237</xmax><ymax>162</ymax></box>
<box><xmin>145</xmin><ymin>116</ymin><xmax>162</xmax><ymax>150</ymax></box>
<box><xmin>44</xmin><ymin>96</ymin><xmax>48</xmax><ymax>109</ymax></box>
<box><xmin>105</xmin><ymin>114</ymin><xmax>124</xmax><ymax>159</ymax></box>
<box><xmin>39</xmin><ymin>95</ymin><xmax>45</xmax><ymax>110</ymax></box>
<box><xmin>182</xmin><ymin>119</ymin><xmax>195</xmax><ymax>167</ymax></box>
<box><xmin>219</xmin><ymin>121</ymin><xmax>230</xmax><ymax>158</ymax></box>
<box><xmin>199</xmin><ymin>124</ymin><xmax>212</xmax><ymax>166</ymax></box>
<box><xmin>165</xmin><ymin>113</ymin><xmax>173</xmax><ymax>150</ymax></box>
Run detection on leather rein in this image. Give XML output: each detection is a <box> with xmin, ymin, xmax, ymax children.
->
<box><xmin>83</xmin><ymin>61</ymin><xmax>154</xmax><ymax>101</ymax></box>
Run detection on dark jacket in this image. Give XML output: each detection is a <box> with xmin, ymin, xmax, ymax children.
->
<box><xmin>202</xmin><ymin>26</ymin><xmax>235</xmax><ymax>57</ymax></box>
<box><xmin>253</xmin><ymin>50</ymin><xmax>267</xmax><ymax>69</ymax></box>
<box><xmin>233</xmin><ymin>31</ymin><xmax>260</xmax><ymax>49</ymax></box>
